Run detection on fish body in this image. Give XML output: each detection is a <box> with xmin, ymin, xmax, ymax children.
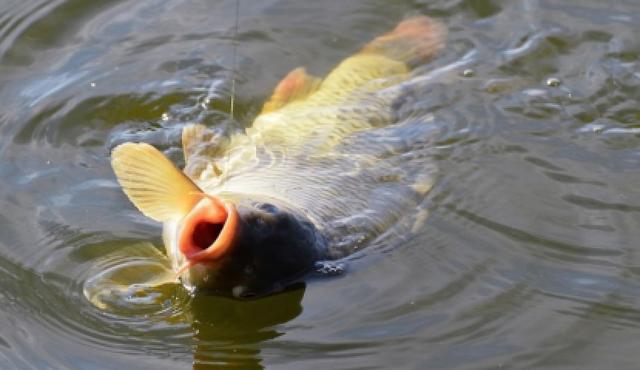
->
<box><xmin>111</xmin><ymin>16</ymin><xmax>445</xmax><ymax>297</ymax></box>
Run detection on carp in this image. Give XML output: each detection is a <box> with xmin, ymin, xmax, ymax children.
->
<box><xmin>111</xmin><ymin>16</ymin><xmax>446</xmax><ymax>297</ymax></box>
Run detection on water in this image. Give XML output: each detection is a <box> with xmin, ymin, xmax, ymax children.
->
<box><xmin>1</xmin><ymin>0</ymin><xmax>640</xmax><ymax>368</ymax></box>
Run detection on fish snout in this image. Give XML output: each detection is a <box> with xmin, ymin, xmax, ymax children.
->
<box><xmin>177</xmin><ymin>195</ymin><xmax>239</xmax><ymax>266</ymax></box>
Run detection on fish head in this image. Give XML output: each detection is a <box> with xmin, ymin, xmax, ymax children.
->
<box><xmin>111</xmin><ymin>143</ymin><xmax>326</xmax><ymax>298</ymax></box>
<box><xmin>168</xmin><ymin>194</ymin><xmax>325</xmax><ymax>297</ymax></box>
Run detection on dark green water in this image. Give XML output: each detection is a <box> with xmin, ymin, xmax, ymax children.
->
<box><xmin>1</xmin><ymin>0</ymin><xmax>640</xmax><ymax>368</ymax></box>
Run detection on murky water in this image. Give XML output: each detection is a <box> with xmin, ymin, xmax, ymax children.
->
<box><xmin>1</xmin><ymin>0</ymin><xmax>640</xmax><ymax>368</ymax></box>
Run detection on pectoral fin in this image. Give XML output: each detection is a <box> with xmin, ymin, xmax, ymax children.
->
<box><xmin>181</xmin><ymin>123</ymin><xmax>228</xmax><ymax>165</ymax></box>
<box><xmin>182</xmin><ymin>124</ymin><xmax>207</xmax><ymax>162</ymax></box>
<box><xmin>111</xmin><ymin>142</ymin><xmax>202</xmax><ymax>222</ymax></box>
<box><xmin>260</xmin><ymin>67</ymin><xmax>322</xmax><ymax>114</ymax></box>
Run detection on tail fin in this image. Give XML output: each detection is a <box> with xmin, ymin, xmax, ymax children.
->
<box><xmin>362</xmin><ymin>16</ymin><xmax>446</xmax><ymax>67</ymax></box>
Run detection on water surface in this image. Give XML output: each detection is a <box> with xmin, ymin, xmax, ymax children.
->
<box><xmin>1</xmin><ymin>0</ymin><xmax>640</xmax><ymax>368</ymax></box>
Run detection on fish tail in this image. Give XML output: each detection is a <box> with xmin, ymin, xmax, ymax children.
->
<box><xmin>362</xmin><ymin>16</ymin><xmax>446</xmax><ymax>68</ymax></box>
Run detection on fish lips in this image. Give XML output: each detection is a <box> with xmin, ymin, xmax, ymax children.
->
<box><xmin>177</xmin><ymin>195</ymin><xmax>239</xmax><ymax>269</ymax></box>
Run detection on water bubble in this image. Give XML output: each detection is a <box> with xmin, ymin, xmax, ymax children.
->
<box><xmin>462</xmin><ymin>69</ymin><xmax>474</xmax><ymax>77</ymax></box>
<box><xmin>577</xmin><ymin>123</ymin><xmax>605</xmax><ymax>134</ymax></box>
<box><xmin>546</xmin><ymin>77</ymin><xmax>561</xmax><ymax>87</ymax></box>
<box><xmin>314</xmin><ymin>261</ymin><xmax>346</xmax><ymax>276</ymax></box>
<box><xmin>90</xmin><ymin>82</ymin><xmax>96</xmax><ymax>87</ymax></box>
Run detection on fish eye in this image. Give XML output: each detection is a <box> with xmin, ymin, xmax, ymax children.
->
<box><xmin>257</xmin><ymin>203</ymin><xmax>279</xmax><ymax>214</ymax></box>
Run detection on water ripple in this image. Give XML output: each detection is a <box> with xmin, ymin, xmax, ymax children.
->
<box><xmin>1</xmin><ymin>0</ymin><xmax>640</xmax><ymax>369</ymax></box>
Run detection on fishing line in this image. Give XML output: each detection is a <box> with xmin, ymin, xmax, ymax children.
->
<box><xmin>220</xmin><ymin>0</ymin><xmax>240</xmax><ymax>190</ymax></box>
<box><xmin>229</xmin><ymin>0</ymin><xmax>240</xmax><ymax>120</ymax></box>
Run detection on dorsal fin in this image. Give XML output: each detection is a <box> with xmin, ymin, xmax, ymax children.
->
<box><xmin>111</xmin><ymin>142</ymin><xmax>202</xmax><ymax>222</ymax></box>
<box><xmin>260</xmin><ymin>67</ymin><xmax>322</xmax><ymax>114</ymax></box>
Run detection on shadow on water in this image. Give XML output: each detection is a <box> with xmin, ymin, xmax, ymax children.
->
<box><xmin>187</xmin><ymin>285</ymin><xmax>305</xmax><ymax>369</ymax></box>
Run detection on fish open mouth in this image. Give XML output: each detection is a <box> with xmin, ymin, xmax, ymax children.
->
<box><xmin>192</xmin><ymin>221</ymin><xmax>224</xmax><ymax>250</ymax></box>
<box><xmin>178</xmin><ymin>195</ymin><xmax>238</xmax><ymax>266</ymax></box>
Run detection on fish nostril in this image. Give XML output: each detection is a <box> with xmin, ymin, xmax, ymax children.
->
<box><xmin>192</xmin><ymin>222</ymin><xmax>223</xmax><ymax>250</ymax></box>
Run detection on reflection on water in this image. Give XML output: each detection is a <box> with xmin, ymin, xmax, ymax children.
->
<box><xmin>1</xmin><ymin>0</ymin><xmax>640</xmax><ymax>369</ymax></box>
<box><xmin>190</xmin><ymin>287</ymin><xmax>305</xmax><ymax>369</ymax></box>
